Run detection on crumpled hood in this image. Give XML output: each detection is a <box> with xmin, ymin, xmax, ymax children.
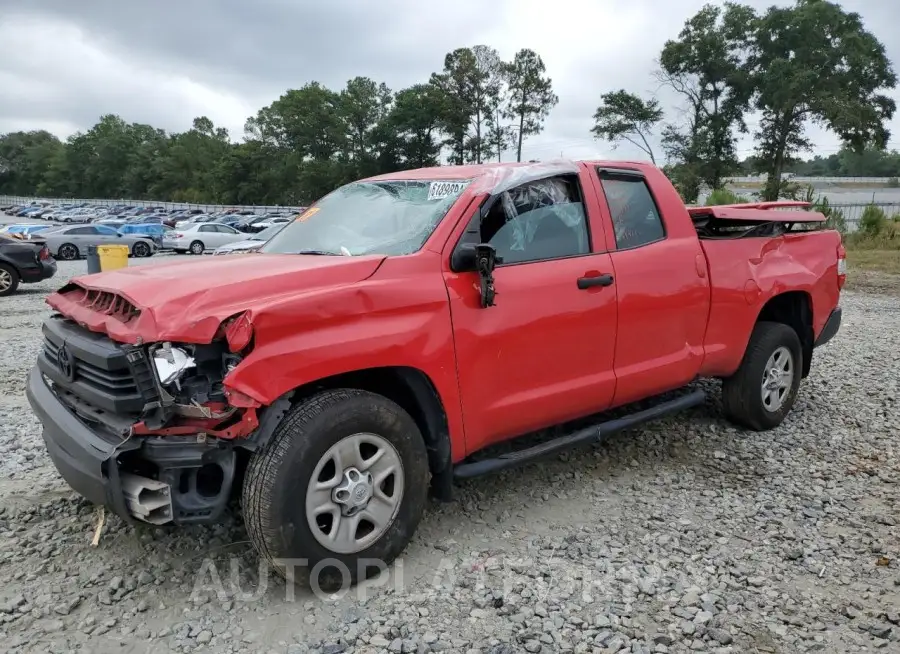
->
<box><xmin>46</xmin><ymin>253</ymin><xmax>385</xmax><ymax>344</ymax></box>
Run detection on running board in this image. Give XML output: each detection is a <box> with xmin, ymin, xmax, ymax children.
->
<box><xmin>453</xmin><ymin>389</ymin><xmax>707</xmax><ymax>479</ymax></box>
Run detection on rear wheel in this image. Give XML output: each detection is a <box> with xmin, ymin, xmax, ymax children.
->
<box><xmin>189</xmin><ymin>240</ymin><xmax>204</xmax><ymax>255</ymax></box>
<box><xmin>721</xmin><ymin>321</ymin><xmax>802</xmax><ymax>431</ymax></box>
<box><xmin>242</xmin><ymin>389</ymin><xmax>430</xmax><ymax>590</ymax></box>
<box><xmin>58</xmin><ymin>243</ymin><xmax>79</xmax><ymax>260</ymax></box>
<box><xmin>0</xmin><ymin>264</ymin><xmax>19</xmax><ymax>296</ymax></box>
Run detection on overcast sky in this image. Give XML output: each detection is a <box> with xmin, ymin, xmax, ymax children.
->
<box><xmin>1</xmin><ymin>0</ymin><xmax>898</xmax><ymax>164</ymax></box>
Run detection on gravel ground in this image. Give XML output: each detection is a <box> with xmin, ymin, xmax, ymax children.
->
<box><xmin>0</xmin><ymin>256</ymin><xmax>898</xmax><ymax>654</ymax></box>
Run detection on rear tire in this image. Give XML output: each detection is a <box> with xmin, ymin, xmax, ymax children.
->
<box><xmin>721</xmin><ymin>321</ymin><xmax>802</xmax><ymax>431</ymax></box>
<box><xmin>189</xmin><ymin>240</ymin><xmax>204</xmax><ymax>255</ymax></box>
<box><xmin>0</xmin><ymin>264</ymin><xmax>19</xmax><ymax>296</ymax></box>
<box><xmin>242</xmin><ymin>389</ymin><xmax>430</xmax><ymax>591</ymax></box>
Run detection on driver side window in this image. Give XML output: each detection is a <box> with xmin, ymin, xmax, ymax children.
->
<box><xmin>474</xmin><ymin>175</ymin><xmax>591</xmax><ymax>265</ymax></box>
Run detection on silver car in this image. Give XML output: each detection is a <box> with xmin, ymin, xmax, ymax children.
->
<box><xmin>166</xmin><ymin>223</ymin><xmax>247</xmax><ymax>254</ymax></box>
<box><xmin>212</xmin><ymin>223</ymin><xmax>287</xmax><ymax>255</ymax></box>
<box><xmin>39</xmin><ymin>225</ymin><xmax>157</xmax><ymax>260</ymax></box>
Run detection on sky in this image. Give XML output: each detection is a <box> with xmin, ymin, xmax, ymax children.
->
<box><xmin>1</xmin><ymin>0</ymin><xmax>899</xmax><ymax>165</ymax></box>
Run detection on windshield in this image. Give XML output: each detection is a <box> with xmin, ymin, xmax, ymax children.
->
<box><xmin>260</xmin><ymin>178</ymin><xmax>472</xmax><ymax>257</ymax></box>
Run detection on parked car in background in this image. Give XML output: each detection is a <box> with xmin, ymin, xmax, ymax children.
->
<box><xmin>40</xmin><ymin>224</ymin><xmax>158</xmax><ymax>260</ymax></box>
<box><xmin>118</xmin><ymin>223</ymin><xmax>171</xmax><ymax>249</ymax></box>
<box><xmin>174</xmin><ymin>214</ymin><xmax>216</xmax><ymax>230</ymax></box>
<box><xmin>0</xmin><ymin>233</ymin><xmax>56</xmax><ymax>296</ymax></box>
<box><xmin>166</xmin><ymin>222</ymin><xmax>247</xmax><ymax>254</ymax></box>
<box><xmin>0</xmin><ymin>224</ymin><xmax>55</xmax><ymax>238</ymax></box>
<box><xmin>212</xmin><ymin>222</ymin><xmax>288</xmax><ymax>255</ymax></box>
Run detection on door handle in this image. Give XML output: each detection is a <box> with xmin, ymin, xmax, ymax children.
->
<box><xmin>577</xmin><ymin>273</ymin><xmax>614</xmax><ymax>289</ymax></box>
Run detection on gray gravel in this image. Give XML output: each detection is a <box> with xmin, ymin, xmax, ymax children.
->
<box><xmin>0</xmin><ymin>257</ymin><xmax>898</xmax><ymax>654</ymax></box>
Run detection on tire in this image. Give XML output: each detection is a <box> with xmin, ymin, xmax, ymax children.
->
<box><xmin>0</xmin><ymin>263</ymin><xmax>19</xmax><ymax>297</ymax></box>
<box><xmin>242</xmin><ymin>389</ymin><xmax>430</xmax><ymax>591</ymax></box>
<box><xmin>132</xmin><ymin>241</ymin><xmax>151</xmax><ymax>258</ymax></box>
<box><xmin>58</xmin><ymin>243</ymin><xmax>79</xmax><ymax>260</ymax></box>
<box><xmin>189</xmin><ymin>240</ymin><xmax>204</xmax><ymax>255</ymax></box>
<box><xmin>721</xmin><ymin>321</ymin><xmax>803</xmax><ymax>431</ymax></box>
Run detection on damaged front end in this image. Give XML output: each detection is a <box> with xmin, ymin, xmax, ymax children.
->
<box><xmin>29</xmin><ymin>299</ymin><xmax>265</xmax><ymax>527</ymax></box>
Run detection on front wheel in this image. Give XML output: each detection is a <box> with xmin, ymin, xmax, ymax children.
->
<box><xmin>242</xmin><ymin>389</ymin><xmax>430</xmax><ymax>590</ymax></box>
<box><xmin>57</xmin><ymin>243</ymin><xmax>79</xmax><ymax>260</ymax></box>
<box><xmin>721</xmin><ymin>321</ymin><xmax>803</xmax><ymax>431</ymax></box>
<box><xmin>132</xmin><ymin>241</ymin><xmax>151</xmax><ymax>258</ymax></box>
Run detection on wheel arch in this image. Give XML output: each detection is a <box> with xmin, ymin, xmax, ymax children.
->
<box><xmin>754</xmin><ymin>290</ymin><xmax>814</xmax><ymax>378</ymax></box>
<box><xmin>246</xmin><ymin>366</ymin><xmax>455</xmax><ymax>501</ymax></box>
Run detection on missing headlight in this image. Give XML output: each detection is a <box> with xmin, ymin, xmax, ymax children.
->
<box><xmin>153</xmin><ymin>343</ymin><xmax>196</xmax><ymax>386</ymax></box>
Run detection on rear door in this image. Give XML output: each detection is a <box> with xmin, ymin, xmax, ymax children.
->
<box><xmin>589</xmin><ymin>167</ymin><xmax>711</xmax><ymax>406</ymax></box>
<box><xmin>443</xmin><ymin>172</ymin><xmax>618</xmax><ymax>454</ymax></box>
<box><xmin>198</xmin><ymin>224</ymin><xmax>222</xmax><ymax>247</ymax></box>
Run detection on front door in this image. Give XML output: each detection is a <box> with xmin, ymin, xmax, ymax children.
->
<box><xmin>443</xmin><ymin>173</ymin><xmax>618</xmax><ymax>455</ymax></box>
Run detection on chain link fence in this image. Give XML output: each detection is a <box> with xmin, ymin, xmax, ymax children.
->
<box><xmin>0</xmin><ymin>196</ymin><xmax>300</xmax><ymax>214</ymax></box>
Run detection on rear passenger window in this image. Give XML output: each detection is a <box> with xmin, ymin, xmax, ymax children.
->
<box><xmin>598</xmin><ymin>174</ymin><xmax>665</xmax><ymax>250</ymax></box>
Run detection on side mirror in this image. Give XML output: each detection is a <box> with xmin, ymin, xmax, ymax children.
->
<box><xmin>451</xmin><ymin>242</ymin><xmax>499</xmax><ymax>308</ymax></box>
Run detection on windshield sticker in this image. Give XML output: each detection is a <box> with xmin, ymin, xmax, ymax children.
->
<box><xmin>296</xmin><ymin>207</ymin><xmax>320</xmax><ymax>222</ymax></box>
<box><xmin>427</xmin><ymin>181</ymin><xmax>468</xmax><ymax>201</ymax></box>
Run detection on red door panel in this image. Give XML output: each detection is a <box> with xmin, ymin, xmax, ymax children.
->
<box><xmin>444</xmin><ymin>254</ymin><xmax>618</xmax><ymax>454</ymax></box>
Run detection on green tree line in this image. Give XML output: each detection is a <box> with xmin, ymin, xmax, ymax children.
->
<box><xmin>592</xmin><ymin>0</ymin><xmax>897</xmax><ymax>202</ymax></box>
<box><xmin>0</xmin><ymin>45</ymin><xmax>557</xmax><ymax>205</ymax></box>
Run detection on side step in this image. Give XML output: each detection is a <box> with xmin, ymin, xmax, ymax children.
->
<box><xmin>453</xmin><ymin>389</ymin><xmax>707</xmax><ymax>479</ymax></box>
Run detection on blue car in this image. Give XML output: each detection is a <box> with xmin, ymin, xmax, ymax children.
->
<box><xmin>0</xmin><ymin>224</ymin><xmax>54</xmax><ymax>238</ymax></box>
<box><xmin>118</xmin><ymin>223</ymin><xmax>170</xmax><ymax>248</ymax></box>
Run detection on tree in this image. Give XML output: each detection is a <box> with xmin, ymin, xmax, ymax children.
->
<box><xmin>0</xmin><ymin>131</ymin><xmax>63</xmax><ymax>196</ymax></box>
<box><xmin>657</xmin><ymin>2</ymin><xmax>756</xmax><ymax>190</ymax></box>
<box><xmin>502</xmin><ymin>49</ymin><xmax>558</xmax><ymax>162</ymax></box>
<box><xmin>749</xmin><ymin>0</ymin><xmax>897</xmax><ymax>200</ymax></box>
<box><xmin>388</xmin><ymin>83</ymin><xmax>448</xmax><ymax>168</ymax></box>
<box><xmin>430</xmin><ymin>45</ymin><xmax>504</xmax><ymax>164</ymax></box>
<box><xmin>591</xmin><ymin>90</ymin><xmax>663</xmax><ymax>163</ymax></box>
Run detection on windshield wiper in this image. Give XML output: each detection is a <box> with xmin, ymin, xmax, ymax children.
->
<box><xmin>290</xmin><ymin>249</ymin><xmax>339</xmax><ymax>256</ymax></box>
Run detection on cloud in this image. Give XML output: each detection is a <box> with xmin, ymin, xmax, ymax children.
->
<box><xmin>1</xmin><ymin>0</ymin><xmax>898</xmax><ymax>164</ymax></box>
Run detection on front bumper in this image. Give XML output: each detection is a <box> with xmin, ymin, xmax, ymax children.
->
<box><xmin>815</xmin><ymin>306</ymin><xmax>842</xmax><ymax>347</ymax></box>
<box><xmin>26</xmin><ymin>366</ymin><xmax>236</xmax><ymax>525</ymax></box>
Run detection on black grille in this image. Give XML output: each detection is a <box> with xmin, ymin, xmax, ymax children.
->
<box><xmin>38</xmin><ymin>316</ymin><xmax>156</xmax><ymax>415</ymax></box>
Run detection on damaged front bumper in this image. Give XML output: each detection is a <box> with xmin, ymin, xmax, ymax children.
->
<box><xmin>26</xmin><ymin>366</ymin><xmax>237</xmax><ymax>525</ymax></box>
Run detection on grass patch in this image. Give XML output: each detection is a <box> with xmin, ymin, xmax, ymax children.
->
<box><xmin>845</xmin><ymin>249</ymin><xmax>900</xmax><ymax>274</ymax></box>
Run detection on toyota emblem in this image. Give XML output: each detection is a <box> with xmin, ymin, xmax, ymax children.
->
<box><xmin>57</xmin><ymin>344</ymin><xmax>75</xmax><ymax>382</ymax></box>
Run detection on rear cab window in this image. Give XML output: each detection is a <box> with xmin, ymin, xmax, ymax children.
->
<box><xmin>596</xmin><ymin>169</ymin><xmax>666</xmax><ymax>250</ymax></box>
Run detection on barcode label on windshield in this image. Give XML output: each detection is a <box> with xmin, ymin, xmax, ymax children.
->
<box><xmin>427</xmin><ymin>181</ymin><xmax>468</xmax><ymax>201</ymax></box>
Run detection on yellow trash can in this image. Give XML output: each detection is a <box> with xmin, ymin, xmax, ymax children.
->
<box><xmin>97</xmin><ymin>244</ymin><xmax>130</xmax><ymax>272</ymax></box>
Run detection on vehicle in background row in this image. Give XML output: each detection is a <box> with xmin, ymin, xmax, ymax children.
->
<box><xmin>244</xmin><ymin>215</ymin><xmax>293</xmax><ymax>233</ymax></box>
<box><xmin>118</xmin><ymin>223</ymin><xmax>173</xmax><ymax>249</ymax></box>
<box><xmin>165</xmin><ymin>222</ymin><xmax>247</xmax><ymax>254</ymax></box>
<box><xmin>0</xmin><ymin>233</ymin><xmax>56</xmax><ymax>296</ymax></box>
<box><xmin>0</xmin><ymin>224</ymin><xmax>55</xmax><ymax>238</ymax></box>
<box><xmin>39</xmin><ymin>225</ymin><xmax>158</xmax><ymax>260</ymax></box>
<box><xmin>212</xmin><ymin>222</ymin><xmax>288</xmax><ymax>255</ymax></box>
<box><xmin>27</xmin><ymin>160</ymin><xmax>843</xmax><ymax>589</ymax></box>
<box><xmin>173</xmin><ymin>214</ymin><xmax>216</xmax><ymax>230</ymax></box>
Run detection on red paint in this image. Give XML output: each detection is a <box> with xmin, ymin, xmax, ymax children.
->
<box><xmin>45</xmin><ymin>161</ymin><xmax>842</xmax><ymax>461</ymax></box>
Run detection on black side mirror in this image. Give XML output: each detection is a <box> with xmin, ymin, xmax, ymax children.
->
<box><xmin>451</xmin><ymin>242</ymin><xmax>499</xmax><ymax>308</ymax></box>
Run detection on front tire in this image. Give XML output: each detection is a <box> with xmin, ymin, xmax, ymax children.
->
<box><xmin>721</xmin><ymin>321</ymin><xmax>802</xmax><ymax>431</ymax></box>
<box><xmin>242</xmin><ymin>389</ymin><xmax>430</xmax><ymax>590</ymax></box>
<box><xmin>58</xmin><ymin>243</ymin><xmax>79</xmax><ymax>260</ymax></box>
<box><xmin>132</xmin><ymin>241</ymin><xmax>151</xmax><ymax>258</ymax></box>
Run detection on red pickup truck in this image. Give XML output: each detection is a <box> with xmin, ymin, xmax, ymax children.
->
<box><xmin>27</xmin><ymin>160</ymin><xmax>844</xmax><ymax>588</ymax></box>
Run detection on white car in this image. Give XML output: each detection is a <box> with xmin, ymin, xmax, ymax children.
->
<box><xmin>166</xmin><ymin>223</ymin><xmax>247</xmax><ymax>254</ymax></box>
<box><xmin>174</xmin><ymin>214</ymin><xmax>214</xmax><ymax>230</ymax></box>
